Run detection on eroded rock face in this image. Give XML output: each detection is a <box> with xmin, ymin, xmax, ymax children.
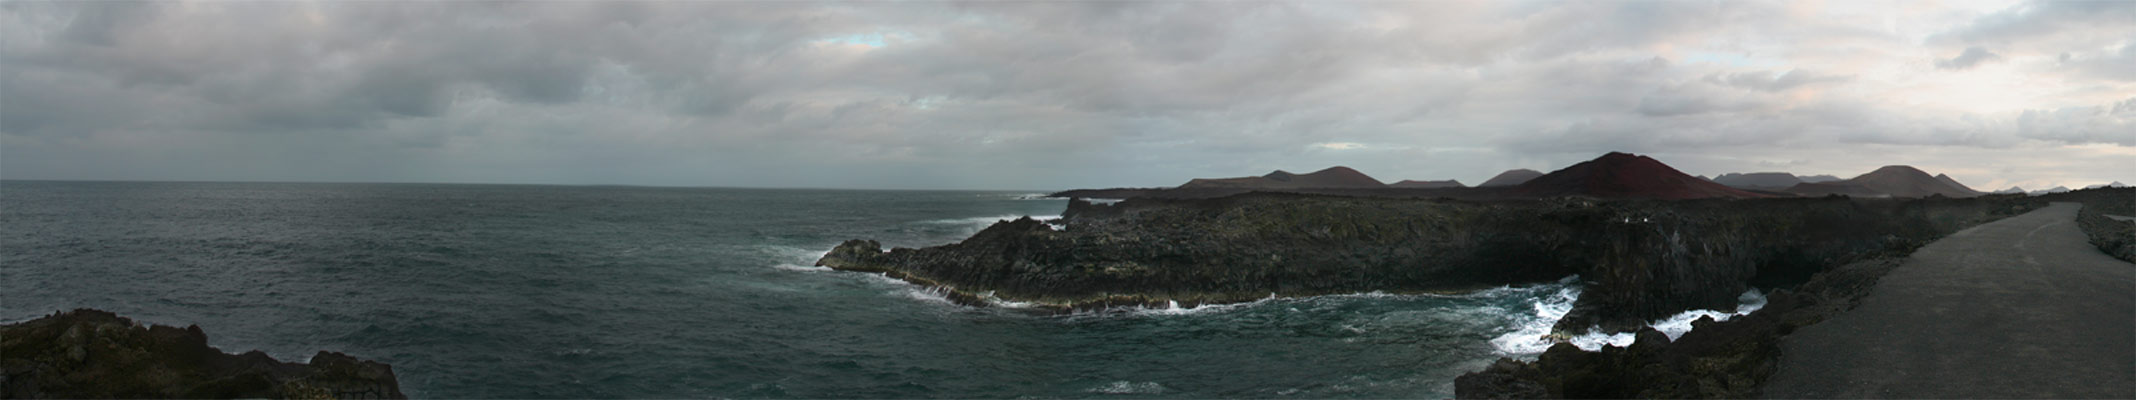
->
<box><xmin>1</xmin><ymin>309</ymin><xmax>406</xmax><ymax>399</ymax></box>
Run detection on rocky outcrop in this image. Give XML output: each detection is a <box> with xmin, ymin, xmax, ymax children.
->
<box><xmin>1</xmin><ymin>309</ymin><xmax>405</xmax><ymax>399</ymax></box>
<box><xmin>821</xmin><ymin>192</ymin><xmax>2036</xmax><ymax>333</ymax></box>
<box><xmin>822</xmin><ymin>194</ymin><xmax>1579</xmax><ymax>312</ymax></box>
<box><xmin>1457</xmin><ymin>256</ymin><xmax>1911</xmax><ymax>399</ymax></box>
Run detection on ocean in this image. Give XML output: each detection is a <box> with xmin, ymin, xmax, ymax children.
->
<box><xmin>1</xmin><ymin>181</ymin><xmax>1754</xmax><ymax>398</ymax></box>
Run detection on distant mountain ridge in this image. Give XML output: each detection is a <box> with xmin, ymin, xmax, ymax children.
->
<box><xmin>2030</xmin><ymin>186</ymin><xmax>2072</xmax><ymax>195</ymax></box>
<box><xmin>1785</xmin><ymin>165</ymin><xmax>1980</xmax><ymax>198</ymax></box>
<box><xmin>1713</xmin><ymin>172</ymin><xmax>1805</xmax><ymax>189</ymax></box>
<box><xmin>1179</xmin><ymin>166</ymin><xmax>1386</xmax><ymax>189</ymax></box>
<box><xmin>1799</xmin><ymin>175</ymin><xmax>1842</xmax><ymax>183</ymax></box>
<box><xmin>1515</xmin><ymin>152</ymin><xmax>1769</xmax><ymax>199</ymax></box>
<box><xmin>1390</xmin><ymin>179</ymin><xmax>1465</xmax><ymax>189</ymax></box>
<box><xmin>1479</xmin><ymin>169</ymin><xmax>1544</xmax><ymax>187</ymax></box>
<box><xmin>1056</xmin><ymin>153</ymin><xmax>2062</xmax><ymax>202</ymax></box>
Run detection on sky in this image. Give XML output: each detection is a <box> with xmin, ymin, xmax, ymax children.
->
<box><xmin>2</xmin><ymin>0</ymin><xmax>2131</xmax><ymax>191</ymax></box>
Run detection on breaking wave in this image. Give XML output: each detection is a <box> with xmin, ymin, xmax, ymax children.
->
<box><xmin>1490</xmin><ymin>285</ymin><xmax>1768</xmax><ymax>354</ymax></box>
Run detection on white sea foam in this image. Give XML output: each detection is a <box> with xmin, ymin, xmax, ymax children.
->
<box><xmin>1087</xmin><ymin>381</ymin><xmax>1166</xmax><ymax>395</ymax></box>
<box><xmin>772</xmin><ymin>263</ymin><xmax>831</xmax><ymax>272</ymax></box>
<box><xmin>1489</xmin><ymin>285</ymin><xmax>1770</xmax><ymax>354</ymax></box>
<box><xmin>1080</xmin><ymin>198</ymin><xmax>1126</xmax><ymax>205</ymax></box>
<box><xmin>1009</xmin><ymin>193</ymin><xmax>1063</xmax><ymax>200</ymax></box>
<box><xmin>916</xmin><ymin>214</ymin><xmax>1062</xmax><ymax>226</ymax></box>
<box><xmin>902</xmin><ymin>286</ymin><xmax>959</xmax><ymax>305</ymax></box>
<box><xmin>763</xmin><ymin>245</ymin><xmax>833</xmax><ymax>272</ymax></box>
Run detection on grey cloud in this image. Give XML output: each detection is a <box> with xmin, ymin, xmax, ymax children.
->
<box><xmin>1936</xmin><ymin>47</ymin><xmax>2001</xmax><ymax>70</ymax></box>
<box><xmin>2015</xmin><ymin>98</ymin><xmax>2136</xmax><ymax>146</ymax></box>
<box><xmin>1635</xmin><ymin>85</ymin><xmax>1777</xmax><ymax>117</ymax></box>
<box><xmin>1940</xmin><ymin>1</ymin><xmax>2136</xmax><ymax>45</ymax></box>
<box><xmin>1709</xmin><ymin>70</ymin><xmax>1850</xmax><ymax>92</ymax></box>
<box><xmin>57</xmin><ymin>1</ymin><xmax>159</xmax><ymax>46</ymax></box>
<box><xmin>2059</xmin><ymin>40</ymin><xmax>2136</xmax><ymax>81</ymax></box>
<box><xmin>1</xmin><ymin>1</ymin><xmax>2129</xmax><ymax>189</ymax></box>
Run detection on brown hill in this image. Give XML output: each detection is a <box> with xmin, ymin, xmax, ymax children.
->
<box><xmin>1390</xmin><ymin>179</ymin><xmax>1466</xmax><ymax>188</ymax></box>
<box><xmin>1179</xmin><ymin>166</ymin><xmax>1386</xmax><ymax>189</ymax></box>
<box><xmin>1479</xmin><ymin>169</ymin><xmax>1545</xmax><ymax>187</ymax></box>
<box><xmin>1514</xmin><ymin>152</ymin><xmax>1770</xmax><ymax>199</ymax></box>
<box><xmin>1786</xmin><ymin>166</ymin><xmax>1980</xmax><ymax>198</ymax></box>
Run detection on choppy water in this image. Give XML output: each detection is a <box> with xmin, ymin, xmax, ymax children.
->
<box><xmin>2</xmin><ymin>181</ymin><xmax>1753</xmax><ymax>398</ymax></box>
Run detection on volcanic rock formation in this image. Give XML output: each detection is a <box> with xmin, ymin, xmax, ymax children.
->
<box><xmin>1514</xmin><ymin>153</ymin><xmax>1769</xmax><ymax>200</ymax></box>
<box><xmin>820</xmin><ymin>190</ymin><xmax>2032</xmax><ymax>335</ymax></box>
<box><xmin>1179</xmin><ymin>166</ymin><xmax>1386</xmax><ymax>189</ymax></box>
<box><xmin>1</xmin><ymin>309</ymin><xmax>406</xmax><ymax>399</ymax></box>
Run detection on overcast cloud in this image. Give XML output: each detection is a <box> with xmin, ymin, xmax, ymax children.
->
<box><xmin>2</xmin><ymin>0</ymin><xmax>2131</xmax><ymax>190</ymax></box>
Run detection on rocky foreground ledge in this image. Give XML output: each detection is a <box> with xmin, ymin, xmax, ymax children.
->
<box><xmin>1</xmin><ymin>309</ymin><xmax>405</xmax><ymax>399</ymax></box>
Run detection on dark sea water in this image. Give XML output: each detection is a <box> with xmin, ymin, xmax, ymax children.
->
<box><xmin>0</xmin><ymin>181</ymin><xmax>1633</xmax><ymax>398</ymax></box>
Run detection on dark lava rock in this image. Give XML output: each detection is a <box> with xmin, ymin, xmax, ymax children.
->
<box><xmin>1</xmin><ymin>309</ymin><xmax>405</xmax><ymax>399</ymax></box>
<box><xmin>823</xmin><ymin>194</ymin><xmax>1584</xmax><ymax>312</ymax></box>
<box><xmin>1513</xmin><ymin>152</ymin><xmax>1768</xmax><ymax>200</ymax></box>
<box><xmin>2049</xmin><ymin>187</ymin><xmax>2136</xmax><ymax>263</ymax></box>
<box><xmin>827</xmin><ymin>191</ymin><xmax>2037</xmax><ymax>329</ymax></box>
<box><xmin>1455</xmin><ymin>257</ymin><xmax>1912</xmax><ymax>399</ymax></box>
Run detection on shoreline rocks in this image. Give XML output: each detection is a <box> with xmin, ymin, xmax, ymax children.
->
<box><xmin>1</xmin><ymin>309</ymin><xmax>405</xmax><ymax>399</ymax></box>
<box><xmin>1456</xmin><ymin>257</ymin><xmax>1907</xmax><ymax>398</ymax></box>
<box><xmin>822</xmin><ymin>192</ymin><xmax>2039</xmax><ymax>332</ymax></box>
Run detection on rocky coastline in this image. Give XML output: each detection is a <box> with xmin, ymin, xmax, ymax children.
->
<box><xmin>1456</xmin><ymin>256</ymin><xmax>1908</xmax><ymax>398</ymax></box>
<box><xmin>820</xmin><ymin>192</ymin><xmax>2040</xmax><ymax>333</ymax></box>
<box><xmin>1</xmin><ymin>309</ymin><xmax>405</xmax><ymax>399</ymax></box>
<box><xmin>821</xmin><ymin>175</ymin><xmax>2121</xmax><ymax>398</ymax></box>
<box><xmin>1457</xmin><ymin>188</ymin><xmax>2133</xmax><ymax>399</ymax></box>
